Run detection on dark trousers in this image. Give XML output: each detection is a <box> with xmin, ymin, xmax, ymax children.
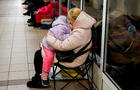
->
<box><xmin>34</xmin><ymin>49</ymin><xmax>43</xmax><ymax>77</ymax></box>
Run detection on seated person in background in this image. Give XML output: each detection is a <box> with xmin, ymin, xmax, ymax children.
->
<box><xmin>40</xmin><ymin>15</ymin><xmax>70</xmax><ymax>87</ymax></box>
<box><xmin>24</xmin><ymin>0</ymin><xmax>51</xmax><ymax>26</ymax></box>
<box><xmin>27</xmin><ymin>8</ymin><xmax>96</xmax><ymax>88</ymax></box>
<box><xmin>33</xmin><ymin>1</ymin><xmax>67</xmax><ymax>27</ymax></box>
<box><xmin>23</xmin><ymin>0</ymin><xmax>46</xmax><ymax>16</ymax></box>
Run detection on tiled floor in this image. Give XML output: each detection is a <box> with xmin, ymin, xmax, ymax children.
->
<box><xmin>0</xmin><ymin>0</ymin><xmax>91</xmax><ymax>90</ymax></box>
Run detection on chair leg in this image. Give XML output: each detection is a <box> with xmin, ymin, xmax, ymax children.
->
<box><xmin>86</xmin><ymin>69</ymin><xmax>93</xmax><ymax>90</ymax></box>
<box><xmin>86</xmin><ymin>64</ymin><xmax>94</xmax><ymax>90</ymax></box>
<box><xmin>53</xmin><ymin>66</ymin><xmax>56</xmax><ymax>90</ymax></box>
<box><xmin>91</xmin><ymin>60</ymin><xmax>94</xmax><ymax>90</ymax></box>
<box><xmin>51</xmin><ymin>69</ymin><xmax>62</xmax><ymax>79</ymax></box>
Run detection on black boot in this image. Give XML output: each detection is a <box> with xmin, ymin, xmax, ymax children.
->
<box><xmin>27</xmin><ymin>19</ymin><xmax>34</xmax><ymax>23</ymax></box>
<box><xmin>27</xmin><ymin>75</ymin><xmax>48</xmax><ymax>88</ymax></box>
<box><xmin>28</xmin><ymin>23</ymin><xmax>42</xmax><ymax>27</ymax></box>
<box><xmin>33</xmin><ymin>23</ymin><xmax>42</xmax><ymax>27</ymax></box>
<box><xmin>23</xmin><ymin>11</ymin><xmax>30</xmax><ymax>16</ymax></box>
<box><xmin>28</xmin><ymin>23</ymin><xmax>35</xmax><ymax>27</ymax></box>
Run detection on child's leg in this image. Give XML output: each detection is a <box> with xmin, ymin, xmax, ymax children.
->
<box><xmin>42</xmin><ymin>47</ymin><xmax>55</xmax><ymax>80</ymax></box>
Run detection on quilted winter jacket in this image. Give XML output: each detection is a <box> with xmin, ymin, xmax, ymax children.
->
<box><xmin>35</xmin><ymin>1</ymin><xmax>67</xmax><ymax>23</ymax></box>
<box><xmin>37</xmin><ymin>1</ymin><xmax>67</xmax><ymax>16</ymax></box>
<box><xmin>46</xmin><ymin>11</ymin><xmax>96</xmax><ymax>67</ymax></box>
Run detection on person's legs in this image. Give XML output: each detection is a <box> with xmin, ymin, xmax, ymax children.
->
<box><xmin>34</xmin><ymin>49</ymin><xmax>43</xmax><ymax>77</ymax></box>
<box><xmin>27</xmin><ymin>49</ymin><xmax>47</xmax><ymax>88</ymax></box>
<box><xmin>28</xmin><ymin>12</ymin><xmax>37</xmax><ymax>26</ymax></box>
<box><xmin>27</xmin><ymin>6</ymin><xmax>37</xmax><ymax>23</ymax></box>
<box><xmin>28</xmin><ymin>11</ymin><xmax>42</xmax><ymax>27</ymax></box>
<box><xmin>23</xmin><ymin>2</ymin><xmax>35</xmax><ymax>16</ymax></box>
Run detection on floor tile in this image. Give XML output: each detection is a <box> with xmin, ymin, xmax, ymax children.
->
<box><xmin>11</xmin><ymin>52</ymin><xmax>27</xmax><ymax>58</ymax></box>
<box><xmin>0</xmin><ymin>64</ymin><xmax>9</xmax><ymax>73</ymax></box>
<box><xmin>0</xmin><ymin>51</ymin><xmax>11</xmax><ymax>58</ymax></box>
<box><xmin>0</xmin><ymin>81</ymin><xmax>8</xmax><ymax>87</ymax></box>
<box><xmin>0</xmin><ymin>48</ymin><xmax>11</xmax><ymax>53</ymax></box>
<box><xmin>0</xmin><ymin>44</ymin><xmax>12</xmax><ymax>49</ymax></box>
<box><xmin>7</xmin><ymin>85</ymin><xmax>29</xmax><ymax>90</ymax></box>
<box><xmin>28</xmin><ymin>64</ymin><xmax>34</xmax><ymax>71</ymax></box>
<box><xmin>27</xmin><ymin>59</ymin><xmax>34</xmax><ymax>64</ymax></box>
<box><xmin>29</xmin><ymin>70</ymin><xmax>35</xmax><ymax>79</ymax></box>
<box><xmin>0</xmin><ymin>86</ymin><xmax>7</xmax><ymax>90</ymax></box>
<box><xmin>8</xmin><ymin>79</ymin><xmax>29</xmax><ymax>86</ymax></box>
<box><xmin>12</xmin><ymin>47</ymin><xmax>27</xmax><ymax>53</ymax></box>
<box><xmin>11</xmin><ymin>57</ymin><xmax>27</xmax><ymax>64</ymax></box>
<box><xmin>0</xmin><ymin>72</ymin><xmax>8</xmax><ymax>81</ymax></box>
<box><xmin>10</xmin><ymin>64</ymin><xmax>28</xmax><ymax>72</ymax></box>
<box><xmin>0</xmin><ymin>57</ymin><xmax>10</xmax><ymax>65</ymax></box>
<box><xmin>9</xmin><ymin>71</ymin><xmax>29</xmax><ymax>80</ymax></box>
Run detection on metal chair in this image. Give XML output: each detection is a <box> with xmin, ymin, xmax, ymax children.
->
<box><xmin>52</xmin><ymin>53</ymin><xmax>95</xmax><ymax>90</ymax></box>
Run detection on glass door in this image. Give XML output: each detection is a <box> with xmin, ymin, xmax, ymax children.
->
<box><xmin>103</xmin><ymin>0</ymin><xmax>140</xmax><ymax>90</ymax></box>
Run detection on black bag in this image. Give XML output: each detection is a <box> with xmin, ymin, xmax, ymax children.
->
<box><xmin>55</xmin><ymin>50</ymin><xmax>75</xmax><ymax>62</ymax></box>
<box><xmin>55</xmin><ymin>40</ymin><xmax>91</xmax><ymax>62</ymax></box>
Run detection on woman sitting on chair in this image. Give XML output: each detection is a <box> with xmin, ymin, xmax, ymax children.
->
<box><xmin>26</xmin><ymin>7</ymin><xmax>96</xmax><ymax>88</ymax></box>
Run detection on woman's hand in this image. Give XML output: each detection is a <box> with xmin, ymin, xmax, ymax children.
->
<box><xmin>24</xmin><ymin>5</ymin><xmax>28</xmax><ymax>10</ymax></box>
<box><xmin>46</xmin><ymin>31</ymin><xmax>50</xmax><ymax>38</ymax></box>
<box><xmin>34</xmin><ymin>11</ymin><xmax>40</xmax><ymax>15</ymax></box>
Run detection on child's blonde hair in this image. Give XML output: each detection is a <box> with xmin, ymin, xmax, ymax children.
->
<box><xmin>68</xmin><ymin>8</ymin><xmax>82</xmax><ymax>21</ymax></box>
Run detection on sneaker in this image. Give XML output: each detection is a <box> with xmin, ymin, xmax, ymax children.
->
<box><xmin>41</xmin><ymin>79</ymin><xmax>50</xmax><ymax>87</ymax></box>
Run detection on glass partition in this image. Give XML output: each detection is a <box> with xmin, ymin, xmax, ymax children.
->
<box><xmin>71</xmin><ymin>0</ymin><xmax>81</xmax><ymax>8</ymax></box>
<box><xmin>85</xmin><ymin>0</ymin><xmax>103</xmax><ymax>66</ymax></box>
<box><xmin>104</xmin><ymin>0</ymin><xmax>140</xmax><ymax>90</ymax></box>
<box><xmin>59</xmin><ymin>0</ymin><xmax>80</xmax><ymax>16</ymax></box>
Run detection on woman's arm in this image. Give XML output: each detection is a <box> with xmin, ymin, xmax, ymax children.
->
<box><xmin>46</xmin><ymin>30</ymin><xmax>84</xmax><ymax>51</ymax></box>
